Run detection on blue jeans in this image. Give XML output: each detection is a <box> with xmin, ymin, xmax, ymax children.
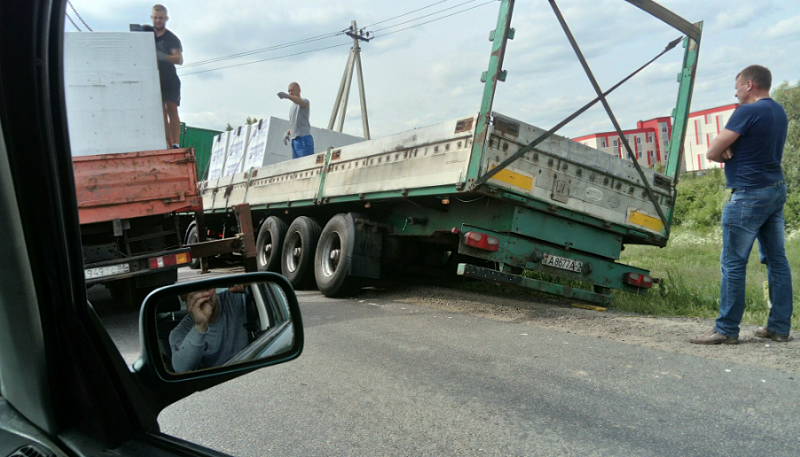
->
<box><xmin>715</xmin><ymin>181</ymin><xmax>793</xmax><ymax>338</ymax></box>
<box><xmin>291</xmin><ymin>134</ymin><xmax>315</xmax><ymax>159</ymax></box>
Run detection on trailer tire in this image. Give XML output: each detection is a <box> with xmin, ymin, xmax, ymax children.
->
<box><xmin>315</xmin><ymin>214</ymin><xmax>361</xmax><ymax>297</ymax></box>
<box><xmin>186</xmin><ymin>225</ymin><xmax>201</xmax><ymax>269</ymax></box>
<box><xmin>256</xmin><ymin>216</ymin><xmax>287</xmax><ymax>272</ymax></box>
<box><xmin>281</xmin><ymin>216</ymin><xmax>321</xmax><ymax>289</ymax></box>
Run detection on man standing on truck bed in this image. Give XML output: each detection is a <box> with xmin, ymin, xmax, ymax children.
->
<box><xmin>151</xmin><ymin>4</ymin><xmax>183</xmax><ymax>149</ymax></box>
<box><xmin>278</xmin><ymin>82</ymin><xmax>314</xmax><ymax>158</ymax></box>
<box><xmin>691</xmin><ymin>65</ymin><xmax>793</xmax><ymax>345</ymax></box>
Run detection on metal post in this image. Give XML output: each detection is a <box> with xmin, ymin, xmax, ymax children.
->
<box><xmin>233</xmin><ymin>204</ymin><xmax>257</xmax><ymax>273</ymax></box>
<box><xmin>354</xmin><ymin>44</ymin><xmax>371</xmax><ymax>139</ymax></box>
<box><xmin>465</xmin><ymin>0</ymin><xmax>515</xmax><ymax>189</ymax></box>
<box><xmin>336</xmin><ymin>47</ymin><xmax>355</xmax><ymax>132</ymax></box>
<box><xmin>330</xmin><ymin>20</ymin><xmax>371</xmax><ymax>136</ymax></box>
<box><xmin>329</xmin><ymin>47</ymin><xmax>354</xmax><ymax>130</ymax></box>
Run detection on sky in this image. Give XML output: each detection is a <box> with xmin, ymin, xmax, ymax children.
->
<box><xmin>64</xmin><ymin>0</ymin><xmax>800</xmax><ymax>139</ymax></box>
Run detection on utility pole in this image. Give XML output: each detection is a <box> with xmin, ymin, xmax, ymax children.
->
<box><xmin>328</xmin><ymin>20</ymin><xmax>371</xmax><ymax>139</ymax></box>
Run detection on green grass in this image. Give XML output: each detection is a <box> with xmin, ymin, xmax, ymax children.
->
<box><xmin>614</xmin><ymin>227</ymin><xmax>800</xmax><ymax>330</ymax></box>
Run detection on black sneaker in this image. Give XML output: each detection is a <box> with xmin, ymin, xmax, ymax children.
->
<box><xmin>171</xmin><ymin>144</ymin><xmax>180</xmax><ymax>149</ymax></box>
<box><xmin>753</xmin><ymin>327</ymin><xmax>792</xmax><ymax>342</ymax></box>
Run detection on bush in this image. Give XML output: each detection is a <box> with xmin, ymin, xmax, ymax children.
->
<box><xmin>672</xmin><ymin>169</ymin><xmax>728</xmax><ymax>227</ymax></box>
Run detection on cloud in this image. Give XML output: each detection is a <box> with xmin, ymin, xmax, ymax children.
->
<box><xmin>63</xmin><ymin>0</ymin><xmax>800</xmax><ymax>141</ymax></box>
<box><xmin>765</xmin><ymin>15</ymin><xmax>800</xmax><ymax>39</ymax></box>
<box><xmin>713</xmin><ymin>5</ymin><xmax>761</xmax><ymax>30</ymax></box>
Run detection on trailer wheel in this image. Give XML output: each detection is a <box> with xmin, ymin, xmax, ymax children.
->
<box><xmin>186</xmin><ymin>225</ymin><xmax>201</xmax><ymax>269</ymax></box>
<box><xmin>256</xmin><ymin>216</ymin><xmax>287</xmax><ymax>272</ymax></box>
<box><xmin>281</xmin><ymin>216</ymin><xmax>321</xmax><ymax>289</ymax></box>
<box><xmin>315</xmin><ymin>214</ymin><xmax>361</xmax><ymax>297</ymax></box>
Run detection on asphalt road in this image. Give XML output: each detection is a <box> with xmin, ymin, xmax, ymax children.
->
<box><xmin>96</xmin><ymin>268</ymin><xmax>800</xmax><ymax>457</ymax></box>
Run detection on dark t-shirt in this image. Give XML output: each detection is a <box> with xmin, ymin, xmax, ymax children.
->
<box><xmin>724</xmin><ymin>98</ymin><xmax>787</xmax><ymax>189</ymax></box>
<box><xmin>155</xmin><ymin>29</ymin><xmax>182</xmax><ymax>84</ymax></box>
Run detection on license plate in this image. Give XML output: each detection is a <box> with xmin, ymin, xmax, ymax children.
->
<box><xmin>85</xmin><ymin>263</ymin><xmax>130</xmax><ymax>280</ymax></box>
<box><xmin>541</xmin><ymin>253</ymin><xmax>583</xmax><ymax>273</ymax></box>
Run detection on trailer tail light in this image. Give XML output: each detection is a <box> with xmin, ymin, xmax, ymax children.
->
<box><xmin>462</xmin><ymin>231</ymin><xmax>500</xmax><ymax>252</ymax></box>
<box><xmin>149</xmin><ymin>252</ymin><xmax>192</xmax><ymax>270</ymax></box>
<box><xmin>625</xmin><ymin>272</ymin><xmax>654</xmax><ymax>289</ymax></box>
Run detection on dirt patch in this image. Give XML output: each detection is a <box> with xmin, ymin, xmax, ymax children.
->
<box><xmin>360</xmin><ymin>284</ymin><xmax>800</xmax><ymax>375</ymax></box>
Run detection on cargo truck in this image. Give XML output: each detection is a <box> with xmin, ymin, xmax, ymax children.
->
<box><xmin>65</xmin><ymin>31</ymin><xmax>201</xmax><ymax>305</ymax></box>
<box><xmin>188</xmin><ymin>0</ymin><xmax>703</xmax><ymax>304</ymax></box>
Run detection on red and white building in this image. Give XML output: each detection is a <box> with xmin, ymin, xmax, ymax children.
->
<box><xmin>572</xmin><ymin>104</ymin><xmax>739</xmax><ymax>173</ymax></box>
<box><xmin>682</xmin><ymin>103</ymin><xmax>739</xmax><ymax>172</ymax></box>
<box><xmin>572</xmin><ymin>117</ymin><xmax>672</xmax><ymax>169</ymax></box>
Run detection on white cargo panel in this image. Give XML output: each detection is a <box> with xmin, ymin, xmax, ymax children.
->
<box><xmin>206</xmin><ymin>131</ymin><xmax>231</xmax><ymax>181</ymax></box>
<box><xmin>64</xmin><ymin>32</ymin><xmax>165</xmax><ymax>156</ymax></box>
<box><xmin>223</xmin><ymin>124</ymin><xmax>250</xmax><ymax>177</ymax></box>
<box><xmin>202</xmin><ymin>115</ymin><xmax>477</xmax><ymax>210</ymax></box>
<box><xmin>204</xmin><ymin>153</ymin><xmax>324</xmax><ymax>211</ymax></box>
<box><xmin>485</xmin><ymin>112</ymin><xmax>672</xmax><ymax>234</ymax></box>
<box><xmin>242</xmin><ymin>116</ymin><xmax>366</xmax><ymax>170</ymax></box>
<box><xmin>201</xmin><ymin>112</ymin><xmax>670</xmax><ymax>236</ymax></box>
<box><xmin>322</xmin><ymin>117</ymin><xmax>475</xmax><ymax>198</ymax></box>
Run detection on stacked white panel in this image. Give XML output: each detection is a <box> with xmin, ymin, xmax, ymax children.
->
<box><xmin>64</xmin><ymin>32</ymin><xmax>165</xmax><ymax>156</ymax></box>
<box><xmin>223</xmin><ymin>124</ymin><xmax>251</xmax><ymax>177</ymax></box>
<box><xmin>206</xmin><ymin>131</ymin><xmax>231</xmax><ymax>181</ymax></box>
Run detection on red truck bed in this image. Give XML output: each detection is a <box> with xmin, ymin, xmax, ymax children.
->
<box><xmin>73</xmin><ymin>148</ymin><xmax>201</xmax><ymax>225</ymax></box>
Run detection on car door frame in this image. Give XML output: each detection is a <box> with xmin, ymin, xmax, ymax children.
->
<box><xmin>0</xmin><ymin>0</ymin><xmax>292</xmax><ymax>454</ymax></box>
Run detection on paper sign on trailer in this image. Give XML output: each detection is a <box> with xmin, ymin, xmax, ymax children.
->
<box><xmin>223</xmin><ymin>124</ymin><xmax>251</xmax><ymax>177</ymax></box>
<box><xmin>207</xmin><ymin>131</ymin><xmax>231</xmax><ymax>181</ymax></box>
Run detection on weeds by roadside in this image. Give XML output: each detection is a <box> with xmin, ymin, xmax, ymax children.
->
<box><xmin>615</xmin><ymin>226</ymin><xmax>800</xmax><ymax>330</ymax></box>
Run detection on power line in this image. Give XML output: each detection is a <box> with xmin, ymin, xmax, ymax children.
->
<box><xmin>180</xmin><ymin>0</ymin><xmax>475</xmax><ymax>71</ymax></box>
<box><xmin>373</xmin><ymin>0</ymin><xmax>480</xmax><ymax>33</ymax></box>
<box><xmin>65</xmin><ymin>12</ymin><xmax>82</xmax><ymax>32</ymax></box>
<box><xmin>179</xmin><ymin>42</ymin><xmax>351</xmax><ymax>77</ymax></box>
<box><xmin>67</xmin><ymin>0</ymin><xmax>92</xmax><ymax>31</ymax></box>
<box><xmin>362</xmin><ymin>0</ymin><xmax>449</xmax><ymax>28</ymax></box>
<box><xmin>377</xmin><ymin>0</ymin><xmax>497</xmax><ymax>37</ymax></box>
<box><xmin>180</xmin><ymin>0</ymin><xmax>497</xmax><ymax>77</ymax></box>
<box><xmin>181</xmin><ymin>31</ymin><xmax>343</xmax><ymax>69</ymax></box>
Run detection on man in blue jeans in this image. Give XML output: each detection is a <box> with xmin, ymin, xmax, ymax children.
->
<box><xmin>691</xmin><ymin>65</ymin><xmax>793</xmax><ymax>345</ymax></box>
<box><xmin>278</xmin><ymin>82</ymin><xmax>315</xmax><ymax>159</ymax></box>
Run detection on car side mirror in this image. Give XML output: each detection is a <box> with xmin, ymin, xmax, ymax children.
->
<box><xmin>138</xmin><ymin>272</ymin><xmax>303</xmax><ymax>381</ymax></box>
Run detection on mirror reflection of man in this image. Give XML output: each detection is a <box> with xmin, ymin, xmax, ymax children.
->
<box><xmin>151</xmin><ymin>4</ymin><xmax>183</xmax><ymax>149</ymax></box>
<box><xmin>169</xmin><ymin>286</ymin><xmax>249</xmax><ymax>372</ymax></box>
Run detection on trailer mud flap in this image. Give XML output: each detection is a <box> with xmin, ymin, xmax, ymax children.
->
<box><xmin>350</xmin><ymin>213</ymin><xmax>382</xmax><ymax>279</ymax></box>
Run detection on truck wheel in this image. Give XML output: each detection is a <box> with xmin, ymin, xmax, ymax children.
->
<box><xmin>186</xmin><ymin>225</ymin><xmax>201</xmax><ymax>269</ymax></box>
<box><xmin>315</xmin><ymin>214</ymin><xmax>361</xmax><ymax>297</ymax></box>
<box><xmin>281</xmin><ymin>216</ymin><xmax>321</xmax><ymax>289</ymax></box>
<box><xmin>256</xmin><ymin>216</ymin><xmax>287</xmax><ymax>272</ymax></box>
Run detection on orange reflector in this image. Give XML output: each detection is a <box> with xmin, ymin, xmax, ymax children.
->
<box><xmin>149</xmin><ymin>252</ymin><xmax>192</xmax><ymax>270</ymax></box>
<box><xmin>462</xmin><ymin>231</ymin><xmax>500</xmax><ymax>252</ymax></box>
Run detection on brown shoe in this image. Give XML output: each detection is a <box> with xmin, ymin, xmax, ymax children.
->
<box><xmin>753</xmin><ymin>327</ymin><xmax>792</xmax><ymax>342</ymax></box>
<box><xmin>690</xmin><ymin>330</ymin><xmax>739</xmax><ymax>345</ymax></box>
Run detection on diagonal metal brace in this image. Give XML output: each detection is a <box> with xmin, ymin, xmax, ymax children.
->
<box><xmin>548</xmin><ymin>0</ymin><xmax>669</xmax><ymax>235</ymax></box>
<box><xmin>473</xmin><ymin>35</ymin><xmax>682</xmax><ymax>189</ymax></box>
<box><xmin>624</xmin><ymin>0</ymin><xmax>701</xmax><ymax>41</ymax></box>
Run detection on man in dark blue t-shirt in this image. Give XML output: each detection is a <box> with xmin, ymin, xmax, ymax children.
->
<box><xmin>151</xmin><ymin>4</ymin><xmax>183</xmax><ymax>149</ymax></box>
<box><xmin>690</xmin><ymin>65</ymin><xmax>793</xmax><ymax>345</ymax></box>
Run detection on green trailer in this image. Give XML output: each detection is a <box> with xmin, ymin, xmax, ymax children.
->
<box><xmin>179</xmin><ymin>123</ymin><xmax>221</xmax><ymax>181</ymax></box>
<box><xmin>188</xmin><ymin>0</ymin><xmax>702</xmax><ymax>305</ymax></box>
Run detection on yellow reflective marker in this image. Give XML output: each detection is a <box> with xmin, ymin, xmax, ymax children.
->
<box><xmin>628</xmin><ymin>209</ymin><xmax>664</xmax><ymax>232</ymax></box>
<box><xmin>489</xmin><ymin>166</ymin><xmax>534</xmax><ymax>192</ymax></box>
<box><xmin>572</xmin><ymin>303</ymin><xmax>607</xmax><ymax>312</ymax></box>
